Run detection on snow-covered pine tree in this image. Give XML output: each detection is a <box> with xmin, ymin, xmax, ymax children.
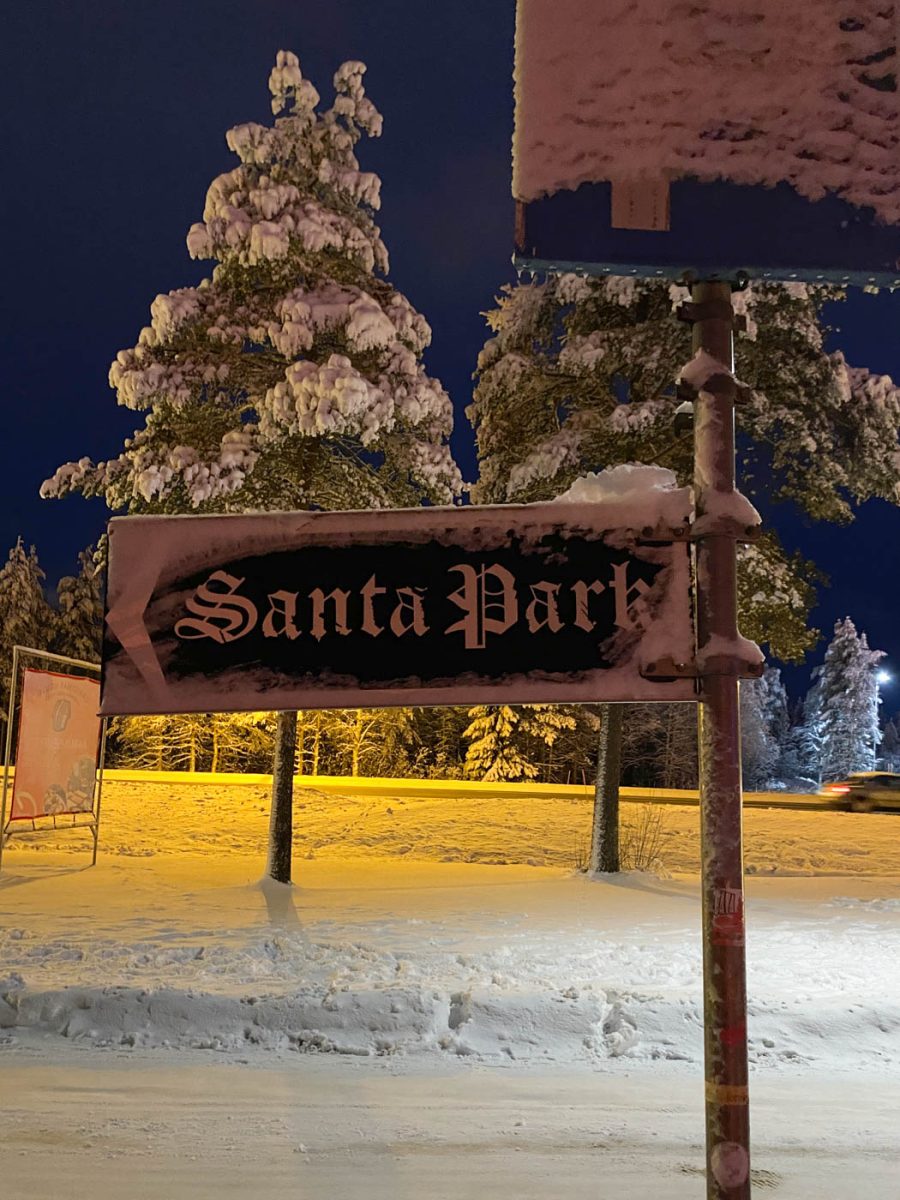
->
<box><xmin>44</xmin><ymin>52</ymin><xmax>460</xmax><ymax>514</ymax></box>
<box><xmin>815</xmin><ymin>617</ymin><xmax>884</xmax><ymax>782</ymax></box>
<box><xmin>53</xmin><ymin>545</ymin><xmax>104</xmax><ymax>663</ymax></box>
<box><xmin>0</xmin><ymin>540</ymin><xmax>56</xmax><ymax>730</ymax></box>
<box><xmin>763</xmin><ymin>666</ymin><xmax>792</xmax><ymax>776</ymax></box>
<box><xmin>42</xmin><ymin>52</ymin><xmax>462</xmax><ymax>881</ymax></box>
<box><xmin>789</xmin><ymin>689</ymin><xmax>825</xmax><ymax>786</ymax></box>
<box><xmin>394</xmin><ymin>706</ymin><xmax>471</xmax><ymax>779</ymax></box>
<box><xmin>463</xmin><ymin>705</ymin><xmax>576</xmax><ymax>782</ymax></box>
<box><xmin>468</xmin><ymin>276</ymin><xmax>900</xmax><ymax>661</ymax></box>
<box><xmin>879</xmin><ymin>717</ymin><xmax>900</xmax><ymax>772</ymax></box>
<box><xmin>740</xmin><ymin>668</ymin><xmax>786</xmax><ymax>790</ymax></box>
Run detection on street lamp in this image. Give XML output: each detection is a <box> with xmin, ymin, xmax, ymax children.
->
<box><xmin>875</xmin><ymin>667</ymin><xmax>892</xmax><ymax>770</ymax></box>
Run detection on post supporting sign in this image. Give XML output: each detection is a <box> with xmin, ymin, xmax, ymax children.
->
<box><xmin>689</xmin><ymin>282</ymin><xmax>751</xmax><ymax>1194</ymax></box>
<box><xmin>101</xmin><ymin>498</ymin><xmax>697</xmax><ymax>716</ymax></box>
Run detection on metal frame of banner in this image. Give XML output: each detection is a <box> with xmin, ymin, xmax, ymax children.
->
<box><xmin>0</xmin><ymin>646</ymin><xmax>107</xmax><ymax>873</ymax></box>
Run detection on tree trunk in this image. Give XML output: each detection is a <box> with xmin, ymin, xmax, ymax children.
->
<box><xmin>590</xmin><ymin>704</ymin><xmax>624</xmax><ymax>873</ymax></box>
<box><xmin>211</xmin><ymin>723</ymin><xmax>220</xmax><ymax>774</ymax></box>
<box><xmin>267</xmin><ymin>711</ymin><xmax>297</xmax><ymax>883</ymax></box>
<box><xmin>351</xmin><ymin>710</ymin><xmax>362</xmax><ymax>776</ymax></box>
<box><xmin>296</xmin><ymin>715</ymin><xmax>305</xmax><ymax>777</ymax></box>
<box><xmin>312</xmin><ymin>721</ymin><xmax>321</xmax><ymax>776</ymax></box>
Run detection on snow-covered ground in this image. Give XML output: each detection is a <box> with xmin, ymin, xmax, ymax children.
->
<box><xmin>2</xmin><ymin>1050</ymin><xmax>898</xmax><ymax>1199</ymax></box>
<box><xmin>1</xmin><ymin>780</ymin><xmax>898</xmax><ymax>1195</ymax></box>
<box><xmin>7</xmin><ymin>777</ymin><xmax>900</xmax><ymax>874</ymax></box>
<box><xmin>2</xmin><ymin>847</ymin><xmax>899</xmax><ymax>1066</ymax></box>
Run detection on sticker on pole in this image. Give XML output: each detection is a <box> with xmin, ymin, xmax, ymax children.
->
<box><xmin>10</xmin><ymin>670</ymin><xmax>101</xmax><ymax>819</ymax></box>
<box><xmin>102</xmin><ymin>493</ymin><xmax>696</xmax><ymax>715</ymax></box>
<box><xmin>513</xmin><ymin>1</ymin><xmax>900</xmax><ymax>285</ymax></box>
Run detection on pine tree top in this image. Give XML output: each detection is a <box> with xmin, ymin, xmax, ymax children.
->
<box><xmin>43</xmin><ymin>51</ymin><xmax>462</xmax><ymax>516</ymax></box>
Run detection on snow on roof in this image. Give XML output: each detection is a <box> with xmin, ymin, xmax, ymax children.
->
<box><xmin>513</xmin><ymin>1</ymin><xmax>899</xmax><ymax>224</ymax></box>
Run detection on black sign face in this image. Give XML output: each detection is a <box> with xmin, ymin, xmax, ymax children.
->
<box><xmin>102</xmin><ymin>505</ymin><xmax>695</xmax><ymax>714</ymax></box>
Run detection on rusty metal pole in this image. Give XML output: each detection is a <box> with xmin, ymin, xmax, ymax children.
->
<box><xmin>690</xmin><ymin>279</ymin><xmax>751</xmax><ymax>1198</ymax></box>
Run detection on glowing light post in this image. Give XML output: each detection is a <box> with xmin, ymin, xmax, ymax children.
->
<box><xmin>876</xmin><ymin>668</ymin><xmax>891</xmax><ymax>765</ymax></box>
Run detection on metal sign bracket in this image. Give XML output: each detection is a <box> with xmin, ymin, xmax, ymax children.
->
<box><xmin>640</xmin><ymin>655</ymin><xmax>764</xmax><ymax>682</ymax></box>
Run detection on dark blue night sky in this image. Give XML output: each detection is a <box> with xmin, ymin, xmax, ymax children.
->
<box><xmin>4</xmin><ymin>1</ymin><xmax>899</xmax><ymax>701</ymax></box>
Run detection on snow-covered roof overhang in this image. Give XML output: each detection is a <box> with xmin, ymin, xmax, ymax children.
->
<box><xmin>513</xmin><ymin>1</ymin><xmax>900</xmax><ymax>285</ymax></box>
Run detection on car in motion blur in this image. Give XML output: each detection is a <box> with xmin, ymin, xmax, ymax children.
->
<box><xmin>820</xmin><ymin>772</ymin><xmax>900</xmax><ymax>812</ymax></box>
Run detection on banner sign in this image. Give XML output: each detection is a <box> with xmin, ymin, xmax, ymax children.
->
<box><xmin>513</xmin><ymin>2</ymin><xmax>900</xmax><ymax>285</ymax></box>
<box><xmin>10</xmin><ymin>670</ymin><xmax>101</xmax><ymax>820</ymax></box>
<box><xmin>102</xmin><ymin>504</ymin><xmax>696</xmax><ymax>715</ymax></box>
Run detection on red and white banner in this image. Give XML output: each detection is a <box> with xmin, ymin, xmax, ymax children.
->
<box><xmin>9</xmin><ymin>670</ymin><xmax>101</xmax><ymax>820</ymax></box>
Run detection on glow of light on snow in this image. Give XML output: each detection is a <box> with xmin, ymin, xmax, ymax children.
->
<box><xmin>2</xmin><ymin>780</ymin><xmax>900</xmax><ymax>1068</ymax></box>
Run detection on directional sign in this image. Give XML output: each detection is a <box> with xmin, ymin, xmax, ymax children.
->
<box><xmin>102</xmin><ymin>504</ymin><xmax>696</xmax><ymax>715</ymax></box>
<box><xmin>514</xmin><ymin>1</ymin><xmax>900</xmax><ymax>285</ymax></box>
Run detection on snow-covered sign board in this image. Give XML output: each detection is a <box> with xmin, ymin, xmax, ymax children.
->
<box><xmin>514</xmin><ymin>1</ymin><xmax>900</xmax><ymax>286</ymax></box>
<box><xmin>102</xmin><ymin>490</ymin><xmax>696</xmax><ymax>716</ymax></box>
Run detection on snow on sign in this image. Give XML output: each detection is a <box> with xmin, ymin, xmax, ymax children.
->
<box><xmin>102</xmin><ymin>488</ymin><xmax>695</xmax><ymax>716</ymax></box>
<box><xmin>514</xmin><ymin>1</ymin><xmax>900</xmax><ymax>285</ymax></box>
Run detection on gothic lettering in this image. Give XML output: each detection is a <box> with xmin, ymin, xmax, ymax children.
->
<box><xmin>446</xmin><ymin>563</ymin><xmax>518</xmax><ymax>650</ymax></box>
<box><xmin>572</xmin><ymin>580</ymin><xmax>606</xmax><ymax>632</ymax></box>
<box><xmin>174</xmin><ymin>571</ymin><xmax>258</xmax><ymax>643</ymax></box>
<box><xmin>389</xmin><ymin>587</ymin><xmax>429</xmax><ymax>637</ymax></box>
<box><xmin>262</xmin><ymin>590</ymin><xmax>301</xmax><ymax>639</ymax></box>
<box><xmin>525</xmin><ymin>581</ymin><xmax>563</xmax><ymax>634</ymax></box>
<box><xmin>361</xmin><ymin>574</ymin><xmax>386</xmax><ymax>637</ymax></box>
<box><xmin>309</xmin><ymin>587</ymin><xmax>351</xmax><ymax>641</ymax></box>
<box><xmin>168</xmin><ymin>546</ymin><xmax>666</xmax><ymax>667</ymax></box>
<box><xmin>611</xmin><ymin>561</ymin><xmax>651</xmax><ymax>630</ymax></box>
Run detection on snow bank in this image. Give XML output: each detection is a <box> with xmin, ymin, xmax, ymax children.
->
<box><xmin>514</xmin><ymin>1</ymin><xmax>899</xmax><ymax>222</ymax></box>
<box><xmin>1</xmin><ymin>852</ymin><xmax>899</xmax><ymax>1071</ymax></box>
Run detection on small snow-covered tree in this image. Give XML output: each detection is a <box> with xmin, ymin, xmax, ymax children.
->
<box><xmin>208</xmin><ymin>712</ymin><xmax>274</xmax><ymax>773</ymax></box>
<box><xmin>394</xmin><ymin>706</ymin><xmax>471</xmax><ymax>779</ymax></box>
<box><xmin>879</xmin><ymin>718</ymin><xmax>900</xmax><ymax>772</ymax></box>
<box><xmin>463</xmin><ymin>704</ymin><xmax>576</xmax><ymax>782</ymax></box>
<box><xmin>0</xmin><ymin>540</ymin><xmax>55</xmax><ymax>729</ymax></box>
<box><xmin>43</xmin><ymin>52</ymin><xmax>462</xmax><ymax>881</ymax></box>
<box><xmin>323</xmin><ymin>707</ymin><xmax>414</xmax><ymax>777</ymax></box>
<box><xmin>788</xmin><ymin>691</ymin><xmax>825</xmax><ymax>785</ymax></box>
<box><xmin>740</xmin><ymin>667</ymin><xmax>788</xmax><ymax>789</ymax></box>
<box><xmin>621</xmin><ymin>703</ymin><xmax>697</xmax><ymax>790</ymax></box>
<box><xmin>111</xmin><ymin>711</ymin><xmax>275</xmax><ymax>772</ymax></box>
<box><xmin>53</xmin><ymin>545</ymin><xmax>104</xmax><ymax>663</ymax></box>
<box><xmin>814</xmin><ymin>617</ymin><xmax>884</xmax><ymax>782</ymax></box>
